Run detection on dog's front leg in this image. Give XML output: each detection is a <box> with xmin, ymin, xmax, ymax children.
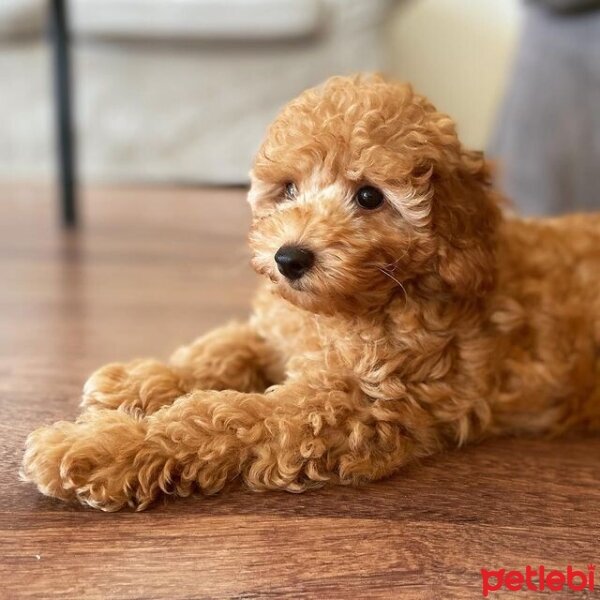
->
<box><xmin>81</xmin><ymin>322</ymin><xmax>282</xmax><ymax>415</ymax></box>
<box><xmin>22</xmin><ymin>377</ymin><xmax>441</xmax><ymax>511</ymax></box>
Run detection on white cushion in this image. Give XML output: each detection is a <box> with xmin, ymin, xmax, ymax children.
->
<box><xmin>71</xmin><ymin>0</ymin><xmax>326</xmax><ymax>41</ymax></box>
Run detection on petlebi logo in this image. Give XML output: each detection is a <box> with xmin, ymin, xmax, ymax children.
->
<box><xmin>481</xmin><ymin>564</ymin><xmax>595</xmax><ymax>597</ymax></box>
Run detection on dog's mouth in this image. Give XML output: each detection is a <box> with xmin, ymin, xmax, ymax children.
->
<box><xmin>271</xmin><ymin>270</ymin><xmax>311</xmax><ymax>293</ymax></box>
<box><xmin>285</xmin><ymin>278</ymin><xmax>309</xmax><ymax>292</ymax></box>
<box><xmin>271</xmin><ymin>268</ymin><xmax>320</xmax><ymax>303</ymax></box>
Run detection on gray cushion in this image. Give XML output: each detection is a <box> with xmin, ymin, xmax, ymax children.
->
<box><xmin>489</xmin><ymin>5</ymin><xmax>600</xmax><ymax>214</ymax></box>
<box><xmin>528</xmin><ymin>0</ymin><xmax>600</xmax><ymax>13</ymax></box>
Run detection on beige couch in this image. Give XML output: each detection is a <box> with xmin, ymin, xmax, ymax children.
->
<box><xmin>0</xmin><ymin>0</ymin><xmax>396</xmax><ymax>184</ymax></box>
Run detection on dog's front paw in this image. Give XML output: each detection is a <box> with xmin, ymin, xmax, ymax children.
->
<box><xmin>21</xmin><ymin>411</ymin><xmax>150</xmax><ymax>511</ymax></box>
<box><xmin>21</xmin><ymin>420</ymin><xmax>80</xmax><ymax>502</ymax></box>
<box><xmin>81</xmin><ymin>359</ymin><xmax>185</xmax><ymax>416</ymax></box>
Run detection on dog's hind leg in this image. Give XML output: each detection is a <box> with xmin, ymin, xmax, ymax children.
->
<box><xmin>80</xmin><ymin>322</ymin><xmax>283</xmax><ymax>416</ymax></box>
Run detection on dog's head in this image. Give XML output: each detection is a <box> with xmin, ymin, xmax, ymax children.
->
<box><xmin>248</xmin><ymin>75</ymin><xmax>501</xmax><ymax>315</ymax></box>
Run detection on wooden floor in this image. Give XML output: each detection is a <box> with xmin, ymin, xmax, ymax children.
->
<box><xmin>1</xmin><ymin>184</ymin><xmax>598</xmax><ymax>600</ymax></box>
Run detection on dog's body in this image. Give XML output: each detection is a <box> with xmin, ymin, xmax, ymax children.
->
<box><xmin>22</xmin><ymin>76</ymin><xmax>600</xmax><ymax>511</ymax></box>
<box><xmin>253</xmin><ymin>213</ymin><xmax>600</xmax><ymax>439</ymax></box>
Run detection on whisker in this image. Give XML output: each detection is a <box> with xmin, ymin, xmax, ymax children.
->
<box><xmin>385</xmin><ymin>238</ymin><xmax>414</xmax><ymax>269</ymax></box>
<box><xmin>377</xmin><ymin>267</ymin><xmax>409</xmax><ymax>302</ymax></box>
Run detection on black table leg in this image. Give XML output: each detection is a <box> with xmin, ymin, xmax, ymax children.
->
<box><xmin>50</xmin><ymin>0</ymin><xmax>78</xmax><ymax>228</ymax></box>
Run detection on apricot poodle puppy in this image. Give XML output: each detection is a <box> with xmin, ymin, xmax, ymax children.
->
<box><xmin>22</xmin><ymin>75</ymin><xmax>600</xmax><ymax>511</ymax></box>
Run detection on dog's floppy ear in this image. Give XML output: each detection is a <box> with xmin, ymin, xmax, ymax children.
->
<box><xmin>432</xmin><ymin>150</ymin><xmax>502</xmax><ymax>298</ymax></box>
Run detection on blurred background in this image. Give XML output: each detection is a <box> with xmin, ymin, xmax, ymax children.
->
<box><xmin>0</xmin><ymin>0</ymin><xmax>599</xmax><ymax>219</ymax></box>
<box><xmin>3</xmin><ymin>1</ymin><xmax>599</xmax><ymax>589</ymax></box>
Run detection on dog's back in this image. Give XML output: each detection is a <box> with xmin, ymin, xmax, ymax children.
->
<box><xmin>500</xmin><ymin>213</ymin><xmax>600</xmax><ymax>329</ymax></box>
<box><xmin>490</xmin><ymin>213</ymin><xmax>600</xmax><ymax>433</ymax></box>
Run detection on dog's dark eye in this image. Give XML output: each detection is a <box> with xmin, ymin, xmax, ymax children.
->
<box><xmin>355</xmin><ymin>186</ymin><xmax>384</xmax><ymax>210</ymax></box>
<box><xmin>284</xmin><ymin>182</ymin><xmax>297</xmax><ymax>200</ymax></box>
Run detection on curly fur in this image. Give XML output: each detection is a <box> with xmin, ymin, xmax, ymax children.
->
<box><xmin>21</xmin><ymin>75</ymin><xmax>600</xmax><ymax>511</ymax></box>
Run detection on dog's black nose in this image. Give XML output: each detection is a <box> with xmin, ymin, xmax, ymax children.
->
<box><xmin>274</xmin><ymin>245</ymin><xmax>315</xmax><ymax>280</ymax></box>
